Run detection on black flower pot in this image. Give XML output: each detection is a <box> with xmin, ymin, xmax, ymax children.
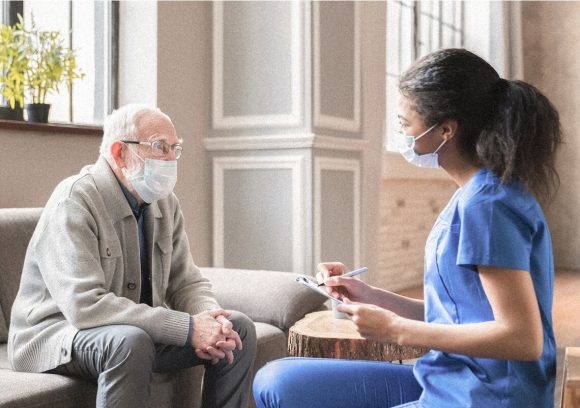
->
<box><xmin>25</xmin><ymin>103</ymin><xmax>51</xmax><ymax>123</ymax></box>
<box><xmin>0</xmin><ymin>105</ymin><xmax>24</xmax><ymax>121</ymax></box>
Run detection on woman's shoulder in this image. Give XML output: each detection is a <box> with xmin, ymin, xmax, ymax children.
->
<box><xmin>458</xmin><ymin>169</ymin><xmax>541</xmax><ymax>220</ymax></box>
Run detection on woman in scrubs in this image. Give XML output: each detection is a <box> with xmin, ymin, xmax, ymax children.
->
<box><xmin>253</xmin><ymin>48</ymin><xmax>562</xmax><ymax>407</ymax></box>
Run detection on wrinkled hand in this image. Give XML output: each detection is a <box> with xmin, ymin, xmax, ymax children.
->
<box><xmin>316</xmin><ymin>262</ymin><xmax>371</xmax><ymax>302</ymax></box>
<box><xmin>192</xmin><ymin>310</ymin><xmax>242</xmax><ymax>365</ymax></box>
<box><xmin>337</xmin><ymin>299</ymin><xmax>402</xmax><ymax>344</ymax></box>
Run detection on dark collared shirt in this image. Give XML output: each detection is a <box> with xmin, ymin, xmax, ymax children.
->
<box><xmin>118</xmin><ymin>181</ymin><xmax>152</xmax><ymax>306</ymax></box>
<box><xmin>117</xmin><ymin>178</ymin><xmax>194</xmax><ymax>344</ymax></box>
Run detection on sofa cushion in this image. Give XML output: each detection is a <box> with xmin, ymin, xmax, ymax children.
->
<box><xmin>0</xmin><ymin>208</ymin><xmax>43</xmax><ymax>340</ymax></box>
<box><xmin>254</xmin><ymin>322</ymin><xmax>287</xmax><ymax>370</ymax></box>
<box><xmin>0</xmin><ymin>344</ymin><xmax>184</xmax><ymax>408</ymax></box>
<box><xmin>201</xmin><ymin>268</ymin><xmax>327</xmax><ymax>330</ymax></box>
<box><xmin>0</xmin><ymin>305</ymin><xmax>7</xmax><ymax>343</ymax></box>
<box><xmin>0</xmin><ymin>344</ymin><xmax>96</xmax><ymax>408</ymax></box>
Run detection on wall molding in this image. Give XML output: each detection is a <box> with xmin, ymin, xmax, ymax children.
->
<box><xmin>212</xmin><ymin>155</ymin><xmax>306</xmax><ymax>273</ymax></box>
<box><xmin>204</xmin><ymin>133</ymin><xmax>368</xmax><ymax>151</ymax></box>
<box><xmin>313</xmin><ymin>1</ymin><xmax>361</xmax><ymax>133</ymax></box>
<box><xmin>212</xmin><ymin>2</ymin><xmax>302</xmax><ymax>129</ymax></box>
<box><xmin>314</xmin><ymin>157</ymin><xmax>361</xmax><ymax>268</ymax></box>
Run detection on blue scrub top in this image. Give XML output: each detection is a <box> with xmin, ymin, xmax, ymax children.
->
<box><xmin>414</xmin><ymin>169</ymin><xmax>556</xmax><ymax>407</ymax></box>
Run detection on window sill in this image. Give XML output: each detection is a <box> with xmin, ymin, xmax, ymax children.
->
<box><xmin>0</xmin><ymin>119</ymin><xmax>102</xmax><ymax>136</ymax></box>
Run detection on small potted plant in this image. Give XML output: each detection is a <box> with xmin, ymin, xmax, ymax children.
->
<box><xmin>23</xmin><ymin>18</ymin><xmax>83</xmax><ymax>123</ymax></box>
<box><xmin>0</xmin><ymin>18</ymin><xmax>27</xmax><ymax>121</ymax></box>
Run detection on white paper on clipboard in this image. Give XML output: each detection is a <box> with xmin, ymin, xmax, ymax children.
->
<box><xmin>295</xmin><ymin>276</ymin><xmax>343</xmax><ymax>304</ymax></box>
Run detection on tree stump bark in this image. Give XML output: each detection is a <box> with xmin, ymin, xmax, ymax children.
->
<box><xmin>288</xmin><ymin>311</ymin><xmax>428</xmax><ymax>362</ymax></box>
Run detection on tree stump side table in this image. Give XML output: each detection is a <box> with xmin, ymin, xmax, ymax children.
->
<box><xmin>288</xmin><ymin>311</ymin><xmax>428</xmax><ymax>362</ymax></box>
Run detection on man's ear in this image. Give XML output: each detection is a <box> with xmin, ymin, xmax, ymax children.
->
<box><xmin>440</xmin><ymin>119</ymin><xmax>458</xmax><ymax>141</ymax></box>
<box><xmin>110</xmin><ymin>140</ymin><xmax>126</xmax><ymax>169</ymax></box>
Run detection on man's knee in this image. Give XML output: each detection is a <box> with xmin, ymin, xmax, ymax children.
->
<box><xmin>228</xmin><ymin>311</ymin><xmax>257</xmax><ymax>350</ymax></box>
<box><xmin>105</xmin><ymin>325</ymin><xmax>155</xmax><ymax>369</ymax></box>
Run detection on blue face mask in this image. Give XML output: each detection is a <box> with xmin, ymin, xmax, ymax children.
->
<box><xmin>396</xmin><ymin>123</ymin><xmax>445</xmax><ymax>168</ymax></box>
<box><xmin>123</xmin><ymin>150</ymin><xmax>177</xmax><ymax>203</ymax></box>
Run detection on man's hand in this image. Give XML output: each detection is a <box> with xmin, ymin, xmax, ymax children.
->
<box><xmin>192</xmin><ymin>309</ymin><xmax>243</xmax><ymax>364</ymax></box>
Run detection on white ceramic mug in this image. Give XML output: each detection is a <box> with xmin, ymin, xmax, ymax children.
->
<box><xmin>331</xmin><ymin>299</ymin><xmax>348</xmax><ymax>319</ymax></box>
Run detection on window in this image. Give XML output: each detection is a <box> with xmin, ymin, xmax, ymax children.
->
<box><xmin>5</xmin><ymin>1</ymin><xmax>118</xmax><ymax>124</ymax></box>
<box><xmin>385</xmin><ymin>1</ymin><xmax>464</xmax><ymax>150</ymax></box>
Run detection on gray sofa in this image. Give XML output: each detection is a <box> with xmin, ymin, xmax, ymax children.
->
<box><xmin>0</xmin><ymin>208</ymin><xmax>326</xmax><ymax>408</ymax></box>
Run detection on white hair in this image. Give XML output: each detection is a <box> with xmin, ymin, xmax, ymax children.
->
<box><xmin>99</xmin><ymin>103</ymin><xmax>162</xmax><ymax>159</ymax></box>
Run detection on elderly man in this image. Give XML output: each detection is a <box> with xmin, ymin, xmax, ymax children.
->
<box><xmin>8</xmin><ymin>104</ymin><xmax>257</xmax><ymax>408</ymax></box>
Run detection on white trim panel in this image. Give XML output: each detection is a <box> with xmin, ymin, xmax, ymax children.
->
<box><xmin>313</xmin><ymin>1</ymin><xmax>361</xmax><ymax>133</ymax></box>
<box><xmin>213</xmin><ymin>155</ymin><xmax>306</xmax><ymax>273</ymax></box>
<box><xmin>204</xmin><ymin>133</ymin><xmax>368</xmax><ymax>151</ymax></box>
<box><xmin>212</xmin><ymin>2</ymin><xmax>302</xmax><ymax>129</ymax></box>
<box><xmin>314</xmin><ymin>157</ymin><xmax>361</xmax><ymax>268</ymax></box>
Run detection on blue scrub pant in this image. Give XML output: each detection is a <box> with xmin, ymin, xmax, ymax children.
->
<box><xmin>253</xmin><ymin>357</ymin><xmax>422</xmax><ymax>408</ymax></box>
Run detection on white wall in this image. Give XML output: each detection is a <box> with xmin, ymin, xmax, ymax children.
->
<box><xmin>522</xmin><ymin>1</ymin><xmax>580</xmax><ymax>271</ymax></box>
<box><xmin>157</xmin><ymin>2</ymin><xmax>213</xmax><ymax>265</ymax></box>
<box><xmin>0</xmin><ymin>128</ymin><xmax>101</xmax><ymax>208</ymax></box>
<box><xmin>119</xmin><ymin>1</ymin><xmax>157</xmax><ymax>106</ymax></box>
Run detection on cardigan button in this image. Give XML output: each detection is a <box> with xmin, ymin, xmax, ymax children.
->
<box><xmin>127</xmin><ymin>281</ymin><xmax>136</xmax><ymax>290</ymax></box>
<box><xmin>106</xmin><ymin>248</ymin><xmax>111</xmax><ymax>257</ymax></box>
<box><xmin>61</xmin><ymin>348</ymin><xmax>67</xmax><ymax>356</ymax></box>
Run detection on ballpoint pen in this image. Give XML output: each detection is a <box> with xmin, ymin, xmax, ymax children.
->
<box><xmin>317</xmin><ymin>267</ymin><xmax>368</xmax><ymax>286</ymax></box>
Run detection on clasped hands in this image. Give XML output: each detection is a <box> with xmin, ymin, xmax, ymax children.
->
<box><xmin>191</xmin><ymin>309</ymin><xmax>242</xmax><ymax>365</ymax></box>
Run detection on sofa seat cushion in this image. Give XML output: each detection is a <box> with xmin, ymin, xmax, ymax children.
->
<box><xmin>0</xmin><ymin>305</ymin><xmax>7</xmax><ymax>343</ymax></box>
<box><xmin>254</xmin><ymin>322</ymin><xmax>287</xmax><ymax>369</ymax></box>
<box><xmin>0</xmin><ymin>324</ymin><xmax>286</xmax><ymax>408</ymax></box>
<box><xmin>0</xmin><ymin>344</ymin><xmax>178</xmax><ymax>408</ymax></box>
<box><xmin>0</xmin><ymin>208</ymin><xmax>44</xmax><ymax>342</ymax></box>
<box><xmin>0</xmin><ymin>344</ymin><xmax>96</xmax><ymax>408</ymax></box>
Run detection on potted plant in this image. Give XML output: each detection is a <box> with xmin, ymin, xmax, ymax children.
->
<box><xmin>23</xmin><ymin>18</ymin><xmax>83</xmax><ymax>123</ymax></box>
<box><xmin>0</xmin><ymin>18</ymin><xmax>27</xmax><ymax>121</ymax></box>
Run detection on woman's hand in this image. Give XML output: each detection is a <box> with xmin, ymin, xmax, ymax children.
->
<box><xmin>338</xmin><ymin>299</ymin><xmax>403</xmax><ymax>344</ymax></box>
<box><xmin>316</xmin><ymin>262</ymin><xmax>372</xmax><ymax>302</ymax></box>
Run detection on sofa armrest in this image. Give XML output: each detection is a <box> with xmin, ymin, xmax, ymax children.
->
<box><xmin>561</xmin><ymin>346</ymin><xmax>580</xmax><ymax>408</ymax></box>
<box><xmin>200</xmin><ymin>268</ymin><xmax>327</xmax><ymax>330</ymax></box>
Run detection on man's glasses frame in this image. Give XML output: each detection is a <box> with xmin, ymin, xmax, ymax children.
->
<box><xmin>121</xmin><ymin>139</ymin><xmax>183</xmax><ymax>160</ymax></box>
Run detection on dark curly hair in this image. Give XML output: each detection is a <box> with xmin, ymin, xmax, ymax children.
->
<box><xmin>399</xmin><ymin>48</ymin><xmax>562</xmax><ymax>203</ymax></box>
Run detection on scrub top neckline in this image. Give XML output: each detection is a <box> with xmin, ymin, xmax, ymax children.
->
<box><xmin>439</xmin><ymin>168</ymin><xmax>492</xmax><ymax>224</ymax></box>
<box><xmin>457</xmin><ymin>168</ymin><xmax>488</xmax><ymax>192</ymax></box>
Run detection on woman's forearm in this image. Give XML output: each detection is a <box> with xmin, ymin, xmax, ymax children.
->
<box><xmin>367</xmin><ymin>287</ymin><xmax>425</xmax><ymax>321</ymax></box>
<box><xmin>396</xmin><ymin>318</ymin><xmax>543</xmax><ymax>361</ymax></box>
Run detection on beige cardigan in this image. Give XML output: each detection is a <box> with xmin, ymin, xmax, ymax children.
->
<box><xmin>8</xmin><ymin>157</ymin><xmax>220</xmax><ymax>373</ymax></box>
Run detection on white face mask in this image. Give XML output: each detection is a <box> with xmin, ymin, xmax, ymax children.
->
<box><xmin>123</xmin><ymin>149</ymin><xmax>177</xmax><ymax>203</ymax></box>
<box><xmin>396</xmin><ymin>123</ymin><xmax>446</xmax><ymax>168</ymax></box>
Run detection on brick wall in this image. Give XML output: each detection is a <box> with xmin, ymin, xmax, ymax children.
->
<box><xmin>376</xmin><ymin>178</ymin><xmax>457</xmax><ymax>291</ymax></box>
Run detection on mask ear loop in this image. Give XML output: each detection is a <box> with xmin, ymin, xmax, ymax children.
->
<box><xmin>123</xmin><ymin>141</ymin><xmax>146</xmax><ymax>165</ymax></box>
<box><xmin>433</xmin><ymin>138</ymin><xmax>447</xmax><ymax>154</ymax></box>
<box><xmin>407</xmin><ymin>123</ymin><xmax>439</xmax><ymax>150</ymax></box>
<box><xmin>413</xmin><ymin>123</ymin><xmax>439</xmax><ymax>142</ymax></box>
<box><xmin>122</xmin><ymin>143</ymin><xmax>146</xmax><ymax>181</ymax></box>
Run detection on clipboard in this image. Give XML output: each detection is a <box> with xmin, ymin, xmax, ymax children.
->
<box><xmin>295</xmin><ymin>276</ymin><xmax>343</xmax><ymax>304</ymax></box>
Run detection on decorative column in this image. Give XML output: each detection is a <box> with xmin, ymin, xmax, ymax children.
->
<box><xmin>205</xmin><ymin>1</ymin><xmax>367</xmax><ymax>276</ymax></box>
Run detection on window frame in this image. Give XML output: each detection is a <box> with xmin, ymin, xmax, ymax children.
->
<box><xmin>385</xmin><ymin>0</ymin><xmax>464</xmax><ymax>152</ymax></box>
<box><xmin>4</xmin><ymin>0</ymin><xmax>119</xmax><ymax>124</ymax></box>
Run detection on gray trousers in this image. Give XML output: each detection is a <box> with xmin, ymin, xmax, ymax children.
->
<box><xmin>48</xmin><ymin>311</ymin><xmax>257</xmax><ymax>408</ymax></box>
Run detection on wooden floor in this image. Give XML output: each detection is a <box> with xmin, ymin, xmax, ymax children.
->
<box><xmin>397</xmin><ymin>269</ymin><xmax>580</xmax><ymax>406</ymax></box>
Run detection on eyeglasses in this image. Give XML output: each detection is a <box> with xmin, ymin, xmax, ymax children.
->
<box><xmin>121</xmin><ymin>139</ymin><xmax>183</xmax><ymax>160</ymax></box>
